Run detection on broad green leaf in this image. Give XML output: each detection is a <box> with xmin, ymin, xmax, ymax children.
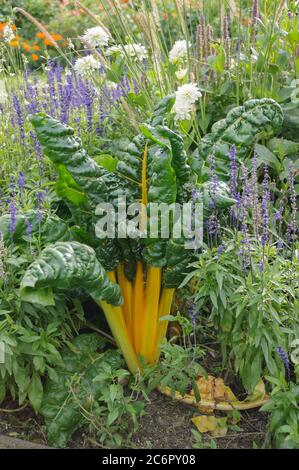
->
<box><xmin>254</xmin><ymin>143</ymin><xmax>281</xmax><ymax>173</ymax></box>
<box><xmin>192</xmin><ymin>99</ymin><xmax>284</xmax><ymax>179</ymax></box>
<box><xmin>28</xmin><ymin>371</ymin><xmax>43</xmax><ymax>413</ymax></box>
<box><xmin>93</xmin><ymin>154</ymin><xmax>117</xmax><ymax>172</ymax></box>
<box><xmin>56</xmin><ymin>164</ymin><xmax>88</xmax><ymax>205</ymax></box>
<box><xmin>20</xmin><ymin>241</ymin><xmax>122</xmax><ymax>306</ymax></box>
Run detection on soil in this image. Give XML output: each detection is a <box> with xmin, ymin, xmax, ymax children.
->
<box><xmin>0</xmin><ymin>391</ymin><xmax>268</xmax><ymax>449</ymax></box>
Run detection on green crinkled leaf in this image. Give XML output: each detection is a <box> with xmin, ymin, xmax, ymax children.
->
<box><xmin>30</xmin><ymin>113</ymin><xmax>122</xmax><ymax>207</ymax></box>
<box><xmin>56</xmin><ymin>164</ymin><xmax>88</xmax><ymax>205</ymax></box>
<box><xmin>192</xmin><ymin>98</ymin><xmax>284</xmax><ymax>179</ymax></box>
<box><xmin>20</xmin><ymin>241</ymin><xmax>122</xmax><ymax>306</ymax></box>
<box><xmin>143</xmin><ymin>147</ymin><xmax>177</xmax><ymax>267</ymax></box>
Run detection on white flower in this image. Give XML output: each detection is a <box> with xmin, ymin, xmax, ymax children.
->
<box><xmin>175</xmin><ymin>68</ymin><xmax>188</xmax><ymax>81</ymax></box>
<box><xmin>81</xmin><ymin>26</ymin><xmax>110</xmax><ymax>47</ymax></box>
<box><xmin>124</xmin><ymin>43</ymin><xmax>147</xmax><ymax>61</ymax></box>
<box><xmin>169</xmin><ymin>40</ymin><xmax>189</xmax><ymax>64</ymax></box>
<box><xmin>3</xmin><ymin>24</ymin><xmax>15</xmax><ymax>43</ymax></box>
<box><xmin>67</xmin><ymin>39</ymin><xmax>75</xmax><ymax>50</ymax></box>
<box><xmin>74</xmin><ymin>55</ymin><xmax>101</xmax><ymax>78</ymax></box>
<box><xmin>107</xmin><ymin>80</ymin><xmax>118</xmax><ymax>90</ymax></box>
<box><xmin>106</xmin><ymin>45</ymin><xmax>123</xmax><ymax>56</ymax></box>
<box><xmin>173</xmin><ymin>83</ymin><xmax>202</xmax><ymax>121</ymax></box>
<box><xmin>106</xmin><ymin>43</ymin><xmax>147</xmax><ymax>61</ymax></box>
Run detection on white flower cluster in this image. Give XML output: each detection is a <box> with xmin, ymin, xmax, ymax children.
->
<box><xmin>173</xmin><ymin>83</ymin><xmax>202</xmax><ymax>122</ymax></box>
<box><xmin>81</xmin><ymin>26</ymin><xmax>110</xmax><ymax>47</ymax></box>
<box><xmin>169</xmin><ymin>40</ymin><xmax>189</xmax><ymax>64</ymax></box>
<box><xmin>106</xmin><ymin>43</ymin><xmax>147</xmax><ymax>61</ymax></box>
<box><xmin>74</xmin><ymin>55</ymin><xmax>101</xmax><ymax>78</ymax></box>
<box><xmin>3</xmin><ymin>24</ymin><xmax>15</xmax><ymax>43</ymax></box>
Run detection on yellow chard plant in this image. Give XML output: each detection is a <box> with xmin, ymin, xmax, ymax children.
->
<box><xmin>19</xmin><ymin>95</ymin><xmax>235</xmax><ymax>374</ymax></box>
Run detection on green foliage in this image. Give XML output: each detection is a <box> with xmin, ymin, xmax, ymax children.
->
<box><xmin>0</xmin><ymin>0</ymin><xmax>298</xmax><ymax>450</ymax></box>
<box><xmin>193</xmin><ymin>99</ymin><xmax>284</xmax><ymax>180</ymax></box>
<box><xmin>262</xmin><ymin>377</ymin><xmax>299</xmax><ymax>449</ymax></box>
<box><xmin>41</xmin><ymin>333</ymin><xmax>144</xmax><ymax>448</ymax></box>
<box><xmin>0</xmin><ymin>210</ymin><xmax>71</xmax><ymax>245</ymax></box>
<box><xmin>191</xmin><ymin>245</ymin><xmax>299</xmax><ymax>392</ymax></box>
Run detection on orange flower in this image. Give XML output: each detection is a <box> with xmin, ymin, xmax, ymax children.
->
<box><xmin>51</xmin><ymin>34</ymin><xmax>63</xmax><ymax>41</ymax></box>
<box><xmin>44</xmin><ymin>38</ymin><xmax>54</xmax><ymax>46</ymax></box>
<box><xmin>9</xmin><ymin>40</ymin><xmax>19</xmax><ymax>47</ymax></box>
<box><xmin>31</xmin><ymin>53</ymin><xmax>39</xmax><ymax>61</ymax></box>
<box><xmin>33</xmin><ymin>44</ymin><xmax>40</xmax><ymax>51</ymax></box>
<box><xmin>22</xmin><ymin>42</ymin><xmax>31</xmax><ymax>52</ymax></box>
<box><xmin>36</xmin><ymin>31</ymin><xmax>45</xmax><ymax>39</ymax></box>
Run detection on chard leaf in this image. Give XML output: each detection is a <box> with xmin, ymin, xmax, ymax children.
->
<box><xmin>193</xmin><ymin>98</ymin><xmax>284</xmax><ymax>179</ymax></box>
<box><xmin>30</xmin><ymin>113</ymin><xmax>122</xmax><ymax>207</ymax></box>
<box><xmin>20</xmin><ymin>241</ymin><xmax>122</xmax><ymax>306</ymax></box>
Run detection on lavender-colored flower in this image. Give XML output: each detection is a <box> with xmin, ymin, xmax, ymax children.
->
<box><xmin>260</xmin><ymin>166</ymin><xmax>270</xmax><ymax>248</ymax></box>
<box><xmin>0</xmin><ymin>233</ymin><xmax>5</xmax><ymax>278</ymax></box>
<box><xmin>60</xmin><ymin>71</ymin><xmax>73</xmax><ymax>124</ymax></box>
<box><xmin>217</xmin><ymin>243</ymin><xmax>225</xmax><ymax>256</ymax></box>
<box><xmin>188</xmin><ymin>303</ymin><xmax>198</xmax><ymax>327</ymax></box>
<box><xmin>206</xmin><ymin>213</ymin><xmax>218</xmax><ymax>236</ymax></box>
<box><xmin>274</xmin><ymin>210</ymin><xmax>282</xmax><ymax>221</ymax></box>
<box><xmin>277</xmin><ymin>346</ymin><xmax>290</xmax><ymax>372</ymax></box>
<box><xmin>30</xmin><ymin>131</ymin><xmax>43</xmax><ymax>177</ymax></box>
<box><xmin>191</xmin><ymin>189</ymin><xmax>200</xmax><ymax>201</ymax></box>
<box><xmin>78</xmin><ymin>79</ymin><xmax>96</xmax><ymax>138</ymax></box>
<box><xmin>26</xmin><ymin>219</ymin><xmax>32</xmax><ymax>240</ymax></box>
<box><xmin>259</xmin><ymin>259</ymin><xmax>264</xmax><ymax>272</ymax></box>
<box><xmin>17</xmin><ymin>172</ymin><xmax>25</xmax><ymax>207</ymax></box>
<box><xmin>132</xmin><ymin>79</ymin><xmax>139</xmax><ymax>94</ymax></box>
<box><xmin>120</xmin><ymin>74</ymin><xmax>131</xmax><ymax>97</ymax></box>
<box><xmin>17</xmin><ymin>171</ymin><xmax>25</xmax><ymax>191</ymax></box>
<box><xmin>277</xmin><ymin>238</ymin><xmax>284</xmax><ymax>249</ymax></box>
<box><xmin>286</xmin><ymin>162</ymin><xmax>297</xmax><ymax>245</ymax></box>
<box><xmin>12</xmin><ymin>94</ymin><xmax>25</xmax><ymax>146</ymax></box>
<box><xmin>251</xmin><ymin>153</ymin><xmax>260</xmax><ymax>240</ymax></box>
<box><xmin>9</xmin><ymin>197</ymin><xmax>17</xmax><ymax>237</ymax></box>
<box><xmin>209</xmin><ymin>152</ymin><xmax>218</xmax><ymax>208</ymax></box>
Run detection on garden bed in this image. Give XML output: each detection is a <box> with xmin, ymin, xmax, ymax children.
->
<box><xmin>0</xmin><ymin>0</ymin><xmax>298</xmax><ymax>451</ymax></box>
<box><xmin>0</xmin><ymin>392</ymin><xmax>268</xmax><ymax>449</ymax></box>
